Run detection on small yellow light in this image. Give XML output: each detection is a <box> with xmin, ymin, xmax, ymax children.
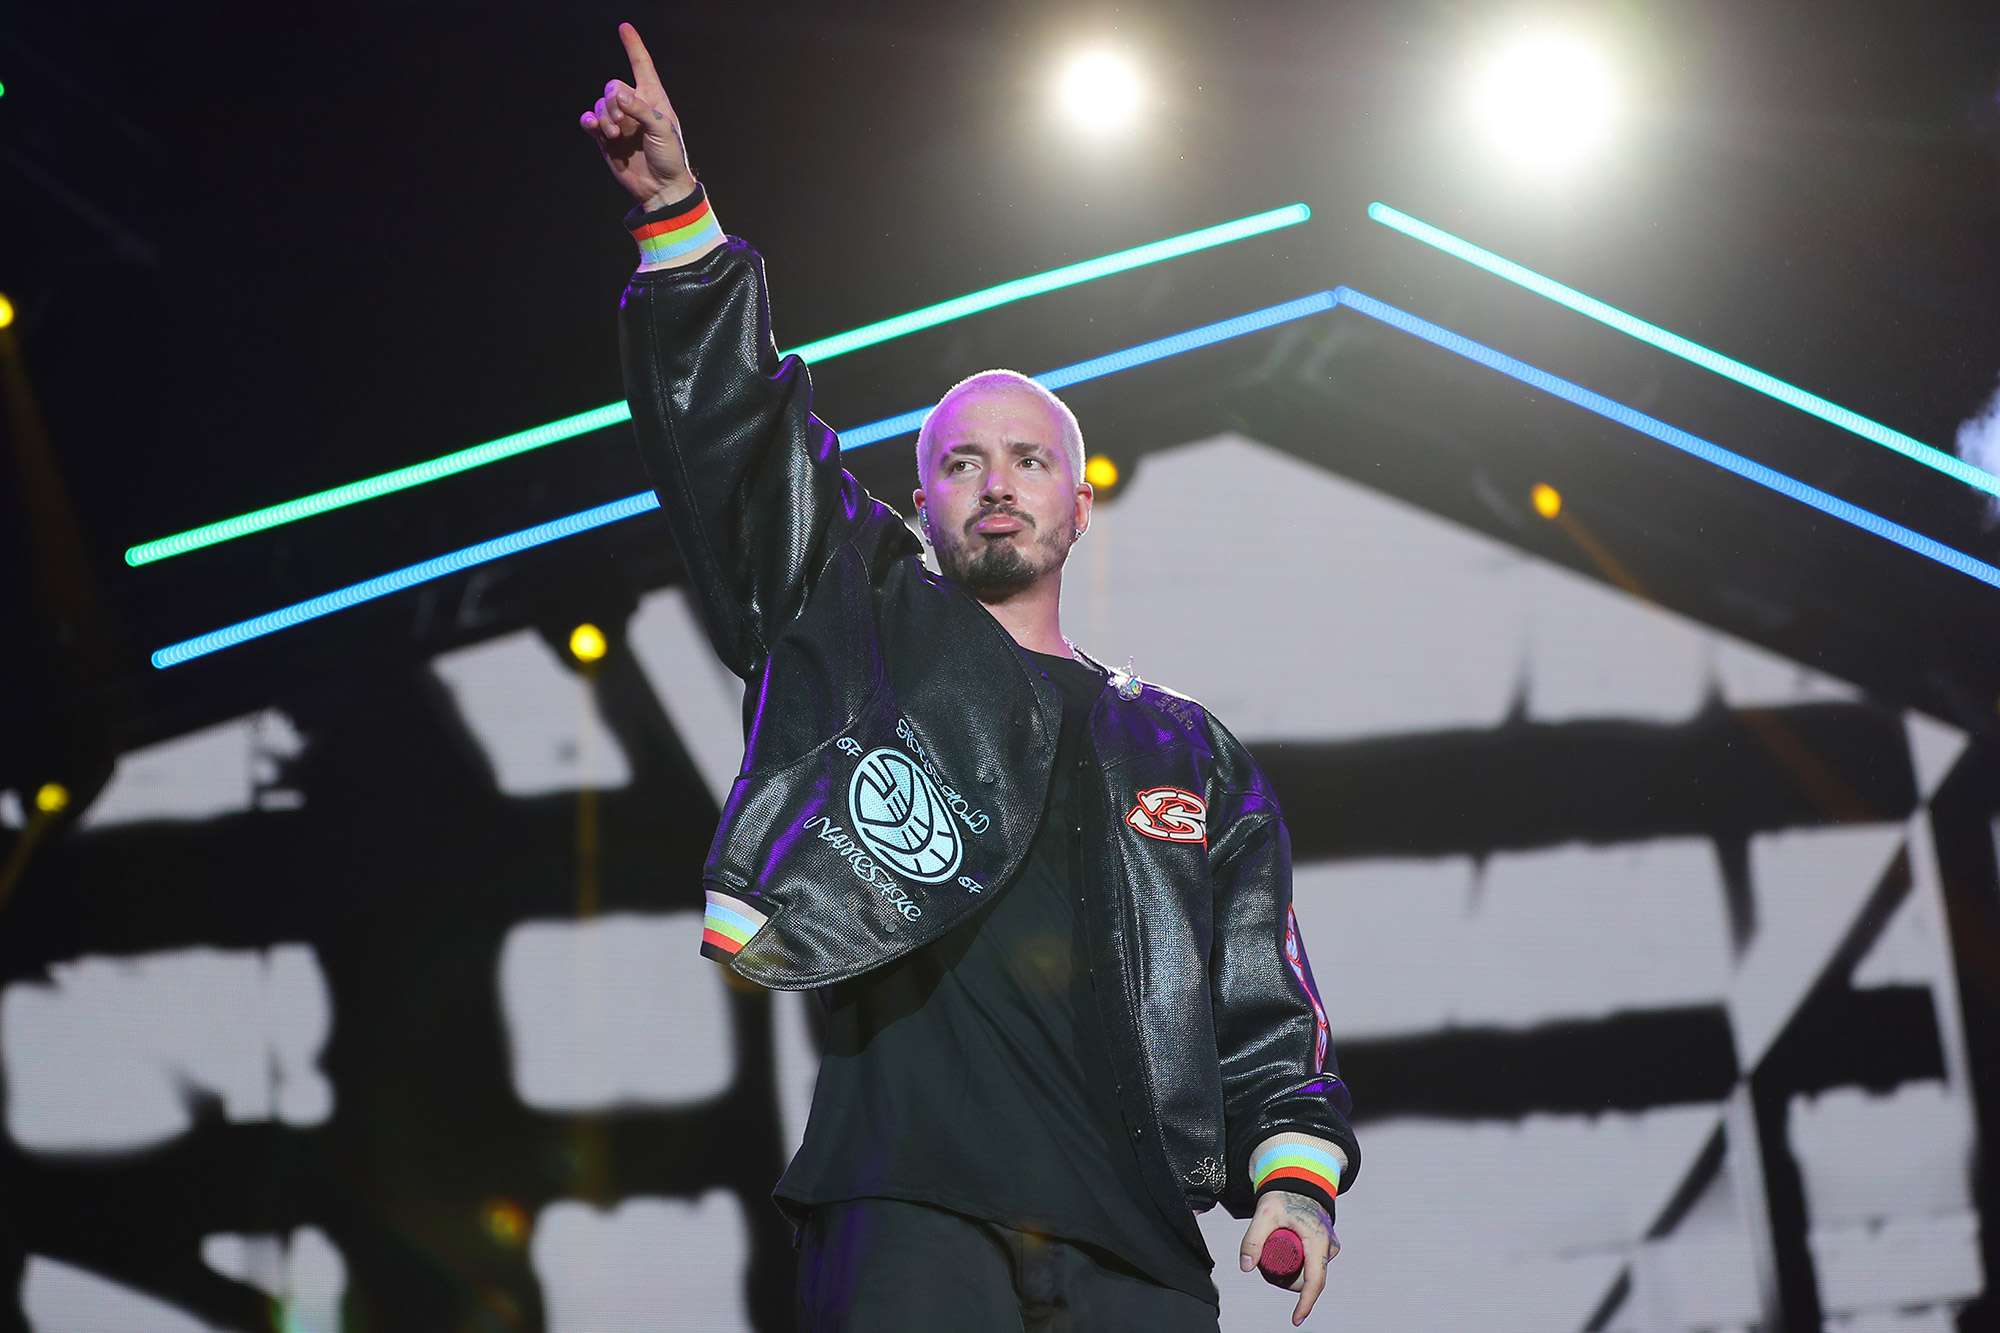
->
<box><xmin>1084</xmin><ymin>454</ymin><xmax>1119</xmax><ymax>489</ymax></box>
<box><xmin>568</xmin><ymin>623</ymin><xmax>608</xmax><ymax>663</ymax></box>
<box><xmin>0</xmin><ymin>294</ymin><xmax>15</xmax><ymax>330</ymax></box>
<box><xmin>481</xmin><ymin>1198</ymin><xmax>528</xmax><ymax>1247</ymax></box>
<box><xmin>1531</xmin><ymin>483</ymin><xmax>1562</xmax><ymax>520</ymax></box>
<box><xmin>34</xmin><ymin>783</ymin><xmax>70</xmax><ymax>814</ymax></box>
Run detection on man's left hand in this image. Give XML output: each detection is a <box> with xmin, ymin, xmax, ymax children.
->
<box><xmin>1239</xmin><ymin>1190</ymin><xmax>1340</xmax><ymax>1326</ymax></box>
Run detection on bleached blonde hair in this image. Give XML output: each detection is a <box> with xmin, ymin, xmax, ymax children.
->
<box><xmin>914</xmin><ymin>369</ymin><xmax>1086</xmax><ymax>484</ymax></box>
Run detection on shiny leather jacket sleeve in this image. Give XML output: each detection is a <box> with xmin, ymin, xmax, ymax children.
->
<box><xmin>1208</xmin><ymin>772</ymin><xmax>1360</xmax><ymax>1222</ymax></box>
<box><xmin>616</xmin><ymin>236</ymin><xmax>918</xmax><ymax>681</ymax></box>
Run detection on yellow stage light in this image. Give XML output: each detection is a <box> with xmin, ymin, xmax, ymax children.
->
<box><xmin>1531</xmin><ymin>483</ymin><xmax>1562</xmax><ymax>519</ymax></box>
<box><xmin>1084</xmin><ymin>454</ymin><xmax>1119</xmax><ymax>488</ymax></box>
<box><xmin>0</xmin><ymin>294</ymin><xmax>15</xmax><ymax>330</ymax></box>
<box><xmin>34</xmin><ymin>783</ymin><xmax>70</xmax><ymax>814</ymax></box>
<box><xmin>481</xmin><ymin>1198</ymin><xmax>528</xmax><ymax>1247</ymax></box>
<box><xmin>568</xmin><ymin>623</ymin><xmax>608</xmax><ymax>664</ymax></box>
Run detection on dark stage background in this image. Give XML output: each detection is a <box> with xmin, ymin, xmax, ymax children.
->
<box><xmin>5</xmin><ymin>2</ymin><xmax>2000</xmax><ymax>1329</ymax></box>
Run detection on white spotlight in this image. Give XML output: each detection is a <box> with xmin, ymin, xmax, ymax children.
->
<box><xmin>1056</xmin><ymin>49</ymin><xmax>1145</xmax><ymax>134</ymax></box>
<box><xmin>1468</xmin><ymin>29</ymin><xmax>1620</xmax><ymax>173</ymax></box>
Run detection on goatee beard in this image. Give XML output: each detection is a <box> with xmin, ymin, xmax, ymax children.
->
<box><xmin>940</xmin><ymin>529</ymin><xmax>1066</xmax><ymax>599</ymax></box>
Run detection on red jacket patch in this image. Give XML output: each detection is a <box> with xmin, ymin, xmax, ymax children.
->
<box><xmin>1126</xmin><ymin>787</ymin><xmax>1208</xmax><ymax>846</ymax></box>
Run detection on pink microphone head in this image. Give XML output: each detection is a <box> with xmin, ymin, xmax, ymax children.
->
<box><xmin>1257</xmin><ymin>1226</ymin><xmax>1305</xmax><ymax>1285</ymax></box>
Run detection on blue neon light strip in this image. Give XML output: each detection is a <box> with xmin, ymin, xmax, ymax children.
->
<box><xmin>1367</xmin><ymin>202</ymin><xmax>2000</xmax><ymax>501</ymax></box>
<box><xmin>152</xmin><ymin>295</ymin><xmax>1336</xmax><ymax>667</ymax></box>
<box><xmin>150</xmin><ymin>494</ymin><xmax>662</xmax><ymax>668</ymax></box>
<box><xmin>1332</xmin><ymin>286</ymin><xmax>2000</xmax><ymax>590</ymax></box>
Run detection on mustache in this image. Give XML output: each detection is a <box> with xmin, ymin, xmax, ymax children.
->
<box><xmin>967</xmin><ymin>506</ymin><xmax>1035</xmax><ymax>532</ymax></box>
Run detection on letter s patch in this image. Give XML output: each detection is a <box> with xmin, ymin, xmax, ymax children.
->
<box><xmin>1125</xmin><ymin>787</ymin><xmax>1207</xmax><ymax>847</ymax></box>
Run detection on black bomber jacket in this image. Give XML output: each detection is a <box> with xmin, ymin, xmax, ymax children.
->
<box><xmin>614</xmin><ymin>186</ymin><xmax>1360</xmax><ymax>1246</ymax></box>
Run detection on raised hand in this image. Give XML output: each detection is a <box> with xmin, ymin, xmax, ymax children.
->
<box><xmin>579</xmin><ymin>22</ymin><xmax>695</xmax><ymax>210</ymax></box>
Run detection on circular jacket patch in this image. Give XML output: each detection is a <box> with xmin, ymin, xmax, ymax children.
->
<box><xmin>848</xmin><ymin>747</ymin><xmax>965</xmax><ymax>882</ymax></box>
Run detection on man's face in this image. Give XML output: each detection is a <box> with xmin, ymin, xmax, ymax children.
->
<box><xmin>912</xmin><ymin>384</ymin><xmax>1088</xmax><ymax>600</ymax></box>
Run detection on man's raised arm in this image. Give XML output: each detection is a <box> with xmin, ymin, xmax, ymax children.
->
<box><xmin>580</xmin><ymin>23</ymin><xmax>911</xmax><ymax>679</ymax></box>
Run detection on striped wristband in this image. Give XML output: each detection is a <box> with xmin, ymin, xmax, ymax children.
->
<box><xmin>699</xmin><ymin>885</ymin><xmax>770</xmax><ymax>964</ymax></box>
<box><xmin>1251</xmin><ymin>1139</ymin><xmax>1343</xmax><ymax>1219</ymax></box>
<box><xmin>624</xmin><ymin>182</ymin><xmax>723</xmax><ymax>268</ymax></box>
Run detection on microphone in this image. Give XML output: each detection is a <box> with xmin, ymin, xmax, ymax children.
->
<box><xmin>1256</xmin><ymin>1226</ymin><xmax>1304</xmax><ymax>1285</ymax></box>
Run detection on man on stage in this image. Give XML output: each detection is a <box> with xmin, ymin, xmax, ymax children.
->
<box><xmin>579</xmin><ymin>22</ymin><xmax>1358</xmax><ymax>1329</ymax></box>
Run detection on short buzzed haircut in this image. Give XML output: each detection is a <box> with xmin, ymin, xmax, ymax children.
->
<box><xmin>914</xmin><ymin>369</ymin><xmax>1086</xmax><ymax>485</ymax></box>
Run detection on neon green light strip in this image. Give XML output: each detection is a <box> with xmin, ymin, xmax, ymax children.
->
<box><xmin>783</xmin><ymin>203</ymin><xmax>1310</xmax><ymax>362</ymax></box>
<box><xmin>125</xmin><ymin>202</ymin><xmax>1312</xmax><ymax>567</ymax></box>
<box><xmin>1367</xmin><ymin>202</ymin><xmax>2000</xmax><ymax>501</ymax></box>
<box><xmin>125</xmin><ymin>403</ymin><xmax>637</xmax><ymax>567</ymax></box>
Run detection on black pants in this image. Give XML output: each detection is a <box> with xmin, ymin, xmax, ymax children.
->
<box><xmin>794</xmin><ymin>1196</ymin><xmax>1221</xmax><ymax>1332</ymax></box>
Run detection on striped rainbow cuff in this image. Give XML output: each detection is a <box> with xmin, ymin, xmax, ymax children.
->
<box><xmin>629</xmin><ymin>185</ymin><xmax>723</xmax><ymax>267</ymax></box>
<box><xmin>700</xmin><ymin>886</ymin><xmax>769</xmax><ymax>961</ymax></box>
<box><xmin>1252</xmin><ymin>1140</ymin><xmax>1343</xmax><ymax>1201</ymax></box>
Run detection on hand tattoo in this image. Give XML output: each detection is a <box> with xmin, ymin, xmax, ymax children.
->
<box><xmin>1272</xmin><ymin>1191</ymin><xmax>1331</xmax><ymax>1240</ymax></box>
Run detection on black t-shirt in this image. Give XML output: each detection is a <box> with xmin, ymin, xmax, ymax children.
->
<box><xmin>773</xmin><ymin>648</ymin><xmax>1218</xmax><ymax>1307</ymax></box>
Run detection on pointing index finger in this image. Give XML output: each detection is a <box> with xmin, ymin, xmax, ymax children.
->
<box><xmin>618</xmin><ymin>22</ymin><xmax>665</xmax><ymax>98</ymax></box>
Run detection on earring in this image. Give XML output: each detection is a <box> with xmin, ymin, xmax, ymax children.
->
<box><xmin>1072</xmin><ymin>526</ymin><xmax>1086</xmax><ymax>540</ymax></box>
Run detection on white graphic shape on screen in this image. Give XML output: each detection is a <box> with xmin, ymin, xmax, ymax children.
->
<box><xmin>1521</xmin><ymin>561</ymin><xmax>1708</xmax><ymax>721</ymax></box>
<box><xmin>1058</xmin><ymin>435</ymin><xmax>1525</xmax><ymax>736</ymax></box>
<box><xmin>1729</xmin><ymin>825</ymin><xmax>1907</xmax><ymax>1068</ymax></box>
<box><xmin>2</xmin><ymin>945</ymin><xmax>333</xmax><ymax>1153</ymax></box>
<box><xmin>498</xmin><ymin>914</ymin><xmax>732</xmax><ymax>1110</ymax></box>
<box><xmin>532</xmin><ymin>1193</ymin><xmax>750</xmax><ymax>1333</ymax></box>
<box><xmin>1710</xmin><ymin>637</ymin><xmax>1859</xmax><ymax>710</ymax></box>
<box><xmin>1300</xmin><ymin>842</ymin><xmax>1731</xmax><ymax>1038</ymax></box>
<box><xmin>1791</xmin><ymin>1084</ymin><xmax>1982</xmax><ymax>1315</ymax></box>
<box><xmin>22</xmin><ymin>1257</ymin><xmax>228</xmax><ymax>1331</ymax></box>
<box><xmin>627</xmin><ymin>586</ymin><xmax>753</xmax><ymax>807</ymax></box>
<box><xmin>431</xmin><ymin>631</ymin><xmax>630</xmax><ymax>795</ymax></box>
<box><xmin>201</xmin><ymin>1227</ymin><xmax>346</xmax><ymax>1333</ymax></box>
<box><xmin>82</xmin><ymin>710</ymin><xmax>304</xmax><ymax>828</ymax></box>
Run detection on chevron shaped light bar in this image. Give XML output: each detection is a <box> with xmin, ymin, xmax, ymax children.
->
<box><xmin>154</xmin><ymin>285</ymin><xmax>2000</xmax><ymax>669</ymax></box>
<box><xmin>123</xmin><ymin>203</ymin><xmax>1311</xmax><ymax>567</ymax></box>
